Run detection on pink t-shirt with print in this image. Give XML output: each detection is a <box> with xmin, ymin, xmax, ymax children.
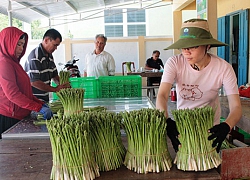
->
<box><xmin>162</xmin><ymin>53</ymin><xmax>239</xmax><ymax>124</ymax></box>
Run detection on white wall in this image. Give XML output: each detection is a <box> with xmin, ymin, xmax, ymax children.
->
<box><xmin>147</xmin><ymin>5</ymin><xmax>173</xmax><ymax>36</ymax></box>
<box><xmin>21</xmin><ymin>37</ymin><xmax>173</xmax><ymax>75</ymax></box>
<box><xmin>182</xmin><ymin>10</ymin><xmax>197</xmax><ymax>21</ymax></box>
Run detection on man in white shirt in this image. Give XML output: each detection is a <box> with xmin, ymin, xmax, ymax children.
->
<box><xmin>84</xmin><ymin>34</ymin><xmax>115</xmax><ymax>77</ymax></box>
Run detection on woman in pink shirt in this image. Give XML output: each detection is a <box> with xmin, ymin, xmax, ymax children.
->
<box><xmin>156</xmin><ymin>19</ymin><xmax>242</xmax><ymax>153</ymax></box>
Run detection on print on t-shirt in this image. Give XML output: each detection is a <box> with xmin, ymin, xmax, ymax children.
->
<box><xmin>179</xmin><ymin>84</ymin><xmax>203</xmax><ymax>101</ymax></box>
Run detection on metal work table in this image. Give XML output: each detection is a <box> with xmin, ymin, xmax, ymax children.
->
<box><xmin>2</xmin><ymin>97</ymin><xmax>155</xmax><ymax>139</ymax></box>
<box><xmin>3</xmin><ymin>96</ymin><xmax>250</xmax><ymax>179</ymax></box>
<box><xmin>0</xmin><ymin>97</ymin><xmax>221</xmax><ymax>179</ymax></box>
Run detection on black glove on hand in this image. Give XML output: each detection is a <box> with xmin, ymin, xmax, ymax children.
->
<box><xmin>208</xmin><ymin>122</ymin><xmax>231</xmax><ymax>153</ymax></box>
<box><xmin>166</xmin><ymin>118</ymin><xmax>180</xmax><ymax>152</ymax></box>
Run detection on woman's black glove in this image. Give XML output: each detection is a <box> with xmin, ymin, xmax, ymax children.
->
<box><xmin>166</xmin><ymin>118</ymin><xmax>180</xmax><ymax>152</ymax></box>
<box><xmin>208</xmin><ymin>122</ymin><xmax>231</xmax><ymax>153</ymax></box>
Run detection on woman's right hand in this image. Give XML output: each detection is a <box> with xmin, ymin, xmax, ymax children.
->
<box><xmin>39</xmin><ymin>104</ymin><xmax>53</xmax><ymax>120</ymax></box>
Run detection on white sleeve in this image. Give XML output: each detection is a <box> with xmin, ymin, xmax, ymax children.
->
<box><xmin>83</xmin><ymin>54</ymin><xmax>88</xmax><ymax>73</ymax></box>
<box><xmin>108</xmin><ymin>54</ymin><xmax>116</xmax><ymax>76</ymax></box>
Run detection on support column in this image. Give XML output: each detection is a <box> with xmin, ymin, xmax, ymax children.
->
<box><xmin>8</xmin><ymin>0</ymin><xmax>12</xmax><ymax>26</ymax></box>
<box><xmin>173</xmin><ymin>11</ymin><xmax>182</xmax><ymax>55</ymax></box>
<box><xmin>64</xmin><ymin>38</ymin><xmax>72</xmax><ymax>63</ymax></box>
<box><xmin>206</xmin><ymin>0</ymin><xmax>218</xmax><ymax>54</ymax></box>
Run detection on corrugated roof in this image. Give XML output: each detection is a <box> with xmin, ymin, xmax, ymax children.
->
<box><xmin>0</xmin><ymin>0</ymin><xmax>171</xmax><ymax>23</ymax></box>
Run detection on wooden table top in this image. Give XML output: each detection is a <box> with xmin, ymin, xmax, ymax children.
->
<box><xmin>0</xmin><ymin>137</ymin><xmax>221</xmax><ymax>180</ymax></box>
<box><xmin>127</xmin><ymin>71</ymin><xmax>163</xmax><ymax>77</ymax></box>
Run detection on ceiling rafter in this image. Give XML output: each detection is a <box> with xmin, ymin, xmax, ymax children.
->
<box><xmin>65</xmin><ymin>1</ymin><xmax>78</xmax><ymax>13</ymax></box>
<box><xmin>0</xmin><ymin>0</ymin><xmax>172</xmax><ymax>24</ymax></box>
<box><xmin>18</xmin><ymin>2</ymin><xmax>50</xmax><ymax>18</ymax></box>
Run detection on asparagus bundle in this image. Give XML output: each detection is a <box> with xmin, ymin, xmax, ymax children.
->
<box><xmin>89</xmin><ymin>111</ymin><xmax>126</xmax><ymax>171</ymax></box>
<box><xmin>172</xmin><ymin>106</ymin><xmax>221</xmax><ymax>171</ymax></box>
<box><xmin>48</xmin><ymin>100</ymin><xmax>107</xmax><ymax>115</ymax></box>
<box><xmin>126</xmin><ymin>62</ymin><xmax>132</xmax><ymax>72</ymax></box>
<box><xmin>47</xmin><ymin>114</ymin><xmax>100</xmax><ymax>180</ymax></box>
<box><xmin>59</xmin><ymin>70</ymin><xmax>70</xmax><ymax>84</ymax></box>
<box><xmin>121</xmin><ymin>108</ymin><xmax>172</xmax><ymax>174</ymax></box>
<box><xmin>56</xmin><ymin>88</ymin><xmax>85</xmax><ymax>117</ymax></box>
<box><xmin>49</xmin><ymin>100</ymin><xmax>64</xmax><ymax>114</ymax></box>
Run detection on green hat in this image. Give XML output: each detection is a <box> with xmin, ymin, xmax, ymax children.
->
<box><xmin>164</xmin><ymin>19</ymin><xmax>227</xmax><ymax>50</ymax></box>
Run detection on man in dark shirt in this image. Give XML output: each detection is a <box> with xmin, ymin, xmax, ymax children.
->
<box><xmin>145</xmin><ymin>50</ymin><xmax>164</xmax><ymax>97</ymax></box>
<box><xmin>24</xmin><ymin>29</ymin><xmax>69</xmax><ymax>102</ymax></box>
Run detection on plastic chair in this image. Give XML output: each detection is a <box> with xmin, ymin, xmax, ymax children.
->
<box><xmin>122</xmin><ymin>62</ymin><xmax>135</xmax><ymax>75</ymax></box>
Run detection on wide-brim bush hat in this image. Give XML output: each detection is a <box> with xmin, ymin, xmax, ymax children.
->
<box><xmin>164</xmin><ymin>18</ymin><xmax>227</xmax><ymax>50</ymax></box>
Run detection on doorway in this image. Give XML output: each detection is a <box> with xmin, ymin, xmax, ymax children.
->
<box><xmin>218</xmin><ymin>9</ymin><xmax>249</xmax><ymax>86</ymax></box>
<box><xmin>230</xmin><ymin>14</ymin><xmax>239</xmax><ymax>79</ymax></box>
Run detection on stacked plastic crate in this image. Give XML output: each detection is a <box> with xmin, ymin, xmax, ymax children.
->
<box><xmin>51</xmin><ymin>75</ymin><xmax>142</xmax><ymax>100</ymax></box>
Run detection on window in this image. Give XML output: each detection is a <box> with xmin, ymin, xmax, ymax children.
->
<box><xmin>104</xmin><ymin>8</ymin><xmax>146</xmax><ymax>37</ymax></box>
<box><xmin>127</xmin><ymin>9</ymin><xmax>145</xmax><ymax>22</ymax></box>
<box><xmin>128</xmin><ymin>25</ymin><xmax>146</xmax><ymax>36</ymax></box>
<box><xmin>104</xmin><ymin>9</ymin><xmax>123</xmax><ymax>23</ymax></box>
<box><xmin>105</xmin><ymin>25</ymin><xmax>123</xmax><ymax>37</ymax></box>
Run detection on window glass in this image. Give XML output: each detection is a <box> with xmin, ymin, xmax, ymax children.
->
<box><xmin>104</xmin><ymin>9</ymin><xmax>123</xmax><ymax>23</ymax></box>
<box><xmin>127</xmin><ymin>9</ymin><xmax>145</xmax><ymax>22</ymax></box>
<box><xmin>105</xmin><ymin>25</ymin><xmax>123</xmax><ymax>37</ymax></box>
<box><xmin>128</xmin><ymin>25</ymin><xmax>146</xmax><ymax>36</ymax></box>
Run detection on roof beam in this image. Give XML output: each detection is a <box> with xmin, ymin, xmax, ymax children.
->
<box><xmin>17</xmin><ymin>2</ymin><xmax>50</xmax><ymax>18</ymax></box>
<box><xmin>65</xmin><ymin>1</ymin><xmax>78</xmax><ymax>13</ymax></box>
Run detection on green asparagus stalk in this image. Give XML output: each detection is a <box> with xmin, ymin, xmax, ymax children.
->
<box><xmin>126</xmin><ymin>62</ymin><xmax>132</xmax><ymax>72</ymax></box>
<box><xmin>89</xmin><ymin>111</ymin><xmax>126</xmax><ymax>171</ymax></box>
<box><xmin>56</xmin><ymin>88</ymin><xmax>85</xmax><ymax>117</ymax></box>
<box><xmin>172</xmin><ymin>106</ymin><xmax>221</xmax><ymax>171</ymax></box>
<box><xmin>121</xmin><ymin>108</ymin><xmax>172</xmax><ymax>174</ymax></box>
<box><xmin>47</xmin><ymin>114</ymin><xmax>100</xmax><ymax>180</ymax></box>
<box><xmin>59</xmin><ymin>70</ymin><xmax>70</xmax><ymax>84</ymax></box>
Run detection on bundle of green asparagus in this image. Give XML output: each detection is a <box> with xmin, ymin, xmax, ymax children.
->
<box><xmin>59</xmin><ymin>70</ymin><xmax>70</xmax><ymax>84</ymax></box>
<box><xmin>121</xmin><ymin>108</ymin><xmax>172</xmax><ymax>174</ymax></box>
<box><xmin>47</xmin><ymin>114</ymin><xmax>100</xmax><ymax>180</ymax></box>
<box><xmin>89</xmin><ymin>111</ymin><xmax>126</xmax><ymax>171</ymax></box>
<box><xmin>56</xmin><ymin>88</ymin><xmax>85</xmax><ymax>117</ymax></box>
<box><xmin>172</xmin><ymin>106</ymin><xmax>221</xmax><ymax>171</ymax></box>
<box><xmin>126</xmin><ymin>62</ymin><xmax>132</xmax><ymax>72</ymax></box>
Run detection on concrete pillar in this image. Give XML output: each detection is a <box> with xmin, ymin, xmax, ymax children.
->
<box><xmin>64</xmin><ymin>38</ymin><xmax>72</xmax><ymax>63</ymax></box>
<box><xmin>206</xmin><ymin>0</ymin><xmax>218</xmax><ymax>54</ymax></box>
<box><xmin>173</xmin><ymin>11</ymin><xmax>182</xmax><ymax>55</ymax></box>
<box><xmin>8</xmin><ymin>0</ymin><xmax>12</xmax><ymax>26</ymax></box>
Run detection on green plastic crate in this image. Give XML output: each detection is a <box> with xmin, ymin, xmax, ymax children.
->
<box><xmin>98</xmin><ymin>75</ymin><xmax>142</xmax><ymax>98</ymax></box>
<box><xmin>51</xmin><ymin>77</ymin><xmax>98</xmax><ymax>100</ymax></box>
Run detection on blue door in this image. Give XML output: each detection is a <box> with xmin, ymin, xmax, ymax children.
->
<box><xmin>238</xmin><ymin>9</ymin><xmax>249</xmax><ymax>86</ymax></box>
<box><xmin>217</xmin><ymin>16</ymin><xmax>230</xmax><ymax>62</ymax></box>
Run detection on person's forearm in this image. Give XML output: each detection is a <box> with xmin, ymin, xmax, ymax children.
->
<box><xmin>145</xmin><ymin>65</ymin><xmax>154</xmax><ymax>70</ymax></box>
<box><xmin>156</xmin><ymin>92</ymin><xmax>169</xmax><ymax>118</ymax></box>
<box><xmin>31</xmin><ymin>81</ymin><xmax>57</xmax><ymax>92</ymax></box>
<box><xmin>156</xmin><ymin>83</ymin><xmax>172</xmax><ymax>118</ymax></box>
<box><xmin>225</xmin><ymin>95</ymin><xmax>242</xmax><ymax>129</ymax></box>
<box><xmin>225</xmin><ymin>107</ymin><xmax>242</xmax><ymax>129</ymax></box>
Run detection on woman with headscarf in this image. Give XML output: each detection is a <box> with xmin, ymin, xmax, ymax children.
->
<box><xmin>0</xmin><ymin>27</ymin><xmax>53</xmax><ymax>138</ymax></box>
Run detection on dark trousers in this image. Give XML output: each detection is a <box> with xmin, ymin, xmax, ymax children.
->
<box><xmin>0</xmin><ymin>114</ymin><xmax>19</xmax><ymax>139</ymax></box>
<box><xmin>147</xmin><ymin>77</ymin><xmax>161</xmax><ymax>96</ymax></box>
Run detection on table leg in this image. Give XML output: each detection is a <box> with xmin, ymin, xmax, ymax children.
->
<box><xmin>149</xmin><ymin>88</ymin><xmax>154</xmax><ymax>101</ymax></box>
